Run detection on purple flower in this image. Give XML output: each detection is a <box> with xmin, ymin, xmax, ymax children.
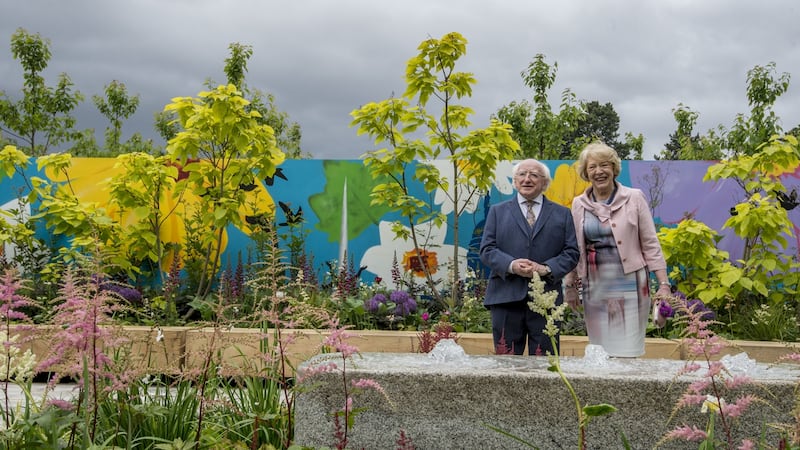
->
<box><xmin>102</xmin><ymin>282</ymin><xmax>142</xmax><ymax>303</ymax></box>
<box><xmin>394</xmin><ymin>297</ymin><xmax>417</xmax><ymax>316</ymax></box>
<box><xmin>365</xmin><ymin>296</ymin><xmax>381</xmax><ymax>313</ymax></box>
<box><xmin>389</xmin><ymin>290</ymin><xmax>411</xmax><ymax>304</ymax></box>
<box><xmin>670</xmin><ymin>291</ymin><xmax>715</xmax><ymax>320</ymax></box>
<box><xmin>388</xmin><ymin>290</ymin><xmax>417</xmax><ymax>316</ymax></box>
<box><xmin>659</xmin><ymin>301</ymin><xmax>674</xmax><ymax>319</ymax></box>
<box><xmin>686</xmin><ymin>299</ymin><xmax>715</xmax><ymax>320</ymax></box>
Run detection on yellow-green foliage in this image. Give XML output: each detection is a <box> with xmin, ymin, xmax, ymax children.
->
<box><xmin>660</xmin><ymin>135</ymin><xmax>800</xmax><ymax>312</ymax></box>
<box><xmin>351</xmin><ymin>32</ymin><xmax>519</xmax><ymax>308</ymax></box>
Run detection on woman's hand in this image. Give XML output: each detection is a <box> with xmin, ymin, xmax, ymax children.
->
<box><xmin>656</xmin><ymin>283</ymin><xmax>671</xmax><ymax>297</ymax></box>
<box><xmin>652</xmin><ymin>282</ymin><xmax>671</xmax><ymax>328</ymax></box>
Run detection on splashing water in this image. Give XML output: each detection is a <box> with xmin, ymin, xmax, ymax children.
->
<box><xmin>721</xmin><ymin>352</ymin><xmax>757</xmax><ymax>375</ymax></box>
<box><xmin>582</xmin><ymin>344</ymin><xmax>611</xmax><ymax>367</ymax></box>
<box><xmin>428</xmin><ymin>339</ymin><xmax>469</xmax><ymax>363</ymax></box>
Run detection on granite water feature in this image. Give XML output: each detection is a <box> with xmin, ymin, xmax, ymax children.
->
<box><xmin>294</xmin><ymin>340</ymin><xmax>799</xmax><ymax>449</ymax></box>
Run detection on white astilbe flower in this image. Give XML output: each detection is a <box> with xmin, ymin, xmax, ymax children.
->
<box><xmin>0</xmin><ymin>332</ymin><xmax>37</xmax><ymax>382</ymax></box>
<box><xmin>527</xmin><ymin>273</ymin><xmax>567</xmax><ymax>337</ymax></box>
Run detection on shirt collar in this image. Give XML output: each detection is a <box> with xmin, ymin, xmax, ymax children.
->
<box><xmin>518</xmin><ymin>194</ymin><xmax>542</xmax><ymax>205</ymax></box>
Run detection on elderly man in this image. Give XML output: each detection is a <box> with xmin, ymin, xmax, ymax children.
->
<box><xmin>479</xmin><ymin>159</ymin><xmax>579</xmax><ymax>355</ymax></box>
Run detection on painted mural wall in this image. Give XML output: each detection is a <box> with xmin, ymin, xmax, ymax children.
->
<box><xmin>1</xmin><ymin>158</ymin><xmax>799</xmax><ymax>285</ymax></box>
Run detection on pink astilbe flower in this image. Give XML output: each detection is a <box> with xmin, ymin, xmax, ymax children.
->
<box><xmin>322</xmin><ymin>318</ymin><xmax>359</xmax><ymax>358</ymax></box>
<box><xmin>703</xmin><ymin>360</ymin><xmax>725</xmax><ymax>378</ymax></box>
<box><xmin>688</xmin><ymin>379</ymin><xmax>712</xmax><ymax>393</ymax></box>
<box><xmin>720</xmin><ymin>395</ymin><xmax>758</xmax><ymax>419</ymax></box>
<box><xmin>676</xmin><ymin>393</ymin><xmax>711</xmax><ymax>409</ymax></box>
<box><xmin>37</xmin><ymin>269</ymin><xmax>126</xmax><ymax>389</ymax></box>
<box><xmin>737</xmin><ymin>438</ymin><xmax>756</xmax><ymax>450</ymax></box>
<box><xmin>663</xmin><ymin>292</ymin><xmax>765</xmax><ymax>448</ymax></box>
<box><xmin>296</xmin><ymin>361</ymin><xmax>338</xmax><ymax>383</ymax></box>
<box><xmin>342</xmin><ymin>395</ymin><xmax>354</xmax><ymax>414</ymax></box>
<box><xmin>723</xmin><ymin>375</ymin><xmax>752</xmax><ymax>390</ymax></box>
<box><xmin>352</xmin><ymin>377</ymin><xmax>394</xmax><ymax>409</ymax></box>
<box><xmin>776</xmin><ymin>353</ymin><xmax>800</xmax><ymax>364</ymax></box>
<box><xmin>665</xmin><ymin>424</ymin><xmax>708</xmax><ymax>442</ymax></box>
<box><xmin>676</xmin><ymin>362</ymin><xmax>702</xmax><ymax>375</ymax></box>
<box><xmin>0</xmin><ymin>269</ymin><xmax>36</xmax><ymax>322</ymax></box>
<box><xmin>47</xmin><ymin>398</ymin><xmax>76</xmax><ymax>412</ymax></box>
<box><xmin>351</xmin><ymin>378</ymin><xmax>382</xmax><ymax>392</ymax></box>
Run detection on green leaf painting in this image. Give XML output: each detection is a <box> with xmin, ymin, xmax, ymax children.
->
<box><xmin>310</xmin><ymin>161</ymin><xmax>391</xmax><ymax>242</ymax></box>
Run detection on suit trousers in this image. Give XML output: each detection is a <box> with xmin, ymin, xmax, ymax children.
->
<box><xmin>490</xmin><ymin>299</ymin><xmax>559</xmax><ymax>356</ymax></box>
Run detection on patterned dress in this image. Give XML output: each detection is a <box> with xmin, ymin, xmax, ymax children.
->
<box><xmin>582</xmin><ymin>211</ymin><xmax>651</xmax><ymax>357</ymax></box>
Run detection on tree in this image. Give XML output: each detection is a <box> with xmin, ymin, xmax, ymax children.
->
<box><xmin>563</xmin><ymin>101</ymin><xmax>619</xmax><ymax>153</ymax></box>
<box><xmin>725</xmin><ymin>62</ymin><xmax>790</xmax><ymax>157</ymax></box>
<box><xmin>787</xmin><ymin>124</ymin><xmax>800</xmax><ymax>139</ymax></box>
<box><xmin>621</xmin><ymin>132</ymin><xmax>644</xmax><ymax>160</ymax></box>
<box><xmin>561</xmin><ymin>100</ymin><xmax>643</xmax><ymax>159</ymax></box>
<box><xmin>0</xmin><ymin>28</ymin><xmax>84</xmax><ymax>157</ymax></box>
<box><xmin>661</xmin><ymin>136</ymin><xmax>800</xmax><ymax>317</ymax></box>
<box><xmin>494</xmin><ymin>54</ymin><xmax>584</xmax><ymax>160</ymax></box>
<box><xmin>657</xmin><ymin>104</ymin><xmax>722</xmax><ymax>160</ymax></box>
<box><xmin>351</xmin><ymin>32</ymin><xmax>519</xmax><ymax>309</ymax></box>
<box><xmin>106</xmin><ymin>152</ymin><xmax>178</xmax><ymax>286</ymax></box>
<box><xmin>92</xmin><ymin>80</ymin><xmax>140</xmax><ymax>154</ymax></box>
<box><xmin>658</xmin><ymin>64</ymin><xmax>788</xmax><ymax>161</ymax></box>
<box><xmin>155</xmin><ymin>43</ymin><xmax>305</xmax><ymax>158</ymax></box>
<box><xmin>223</xmin><ymin>43</ymin><xmax>306</xmax><ymax>159</ymax></box>
<box><xmin>164</xmin><ymin>83</ymin><xmax>285</xmax><ymax>298</ymax></box>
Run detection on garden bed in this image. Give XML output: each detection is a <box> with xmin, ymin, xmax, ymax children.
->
<box><xmin>14</xmin><ymin>326</ymin><xmax>800</xmax><ymax>376</ymax></box>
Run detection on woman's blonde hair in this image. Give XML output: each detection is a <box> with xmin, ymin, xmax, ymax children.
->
<box><xmin>577</xmin><ymin>142</ymin><xmax>621</xmax><ymax>181</ymax></box>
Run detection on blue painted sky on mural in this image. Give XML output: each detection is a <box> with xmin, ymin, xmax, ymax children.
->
<box><xmin>2</xmin><ymin>0</ymin><xmax>800</xmax><ymax>160</ymax></box>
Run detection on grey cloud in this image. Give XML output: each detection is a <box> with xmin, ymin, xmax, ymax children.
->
<box><xmin>2</xmin><ymin>0</ymin><xmax>799</xmax><ymax>158</ymax></box>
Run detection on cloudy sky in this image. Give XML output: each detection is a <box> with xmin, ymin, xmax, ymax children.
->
<box><xmin>2</xmin><ymin>0</ymin><xmax>799</xmax><ymax>159</ymax></box>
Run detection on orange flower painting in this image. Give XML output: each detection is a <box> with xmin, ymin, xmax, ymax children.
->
<box><xmin>402</xmin><ymin>248</ymin><xmax>439</xmax><ymax>277</ymax></box>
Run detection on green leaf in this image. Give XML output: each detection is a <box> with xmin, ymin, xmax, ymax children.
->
<box><xmin>583</xmin><ymin>403</ymin><xmax>617</xmax><ymax>417</ymax></box>
<box><xmin>309</xmin><ymin>161</ymin><xmax>392</xmax><ymax>243</ymax></box>
<box><xmin>717</xmin><ymin>264</ymin><xmax>743</xmax><ymax>287</ymax></box>
<box><xmin>214</xmin><ymin>207</ymin><xmax>226</xmax><ymax>220</ymax></box>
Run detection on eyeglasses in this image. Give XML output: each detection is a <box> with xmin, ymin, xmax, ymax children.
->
<box><xmin>587</xmin><ymin>162</ymin><xmax>613</xmax><ymax>172</ymax></box>
<box><xmin>515</xmin><ymin>171</ymin><xmax>544</xmax><ymax>179</ymax></box>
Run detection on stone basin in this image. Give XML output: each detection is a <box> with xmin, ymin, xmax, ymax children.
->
<box><xmin>294</xmin><ymin>341</ymin><xmax>799</xmax><ymax>450</ymax></box>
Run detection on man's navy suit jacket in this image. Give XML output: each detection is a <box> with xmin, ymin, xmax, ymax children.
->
<box><xmin>479</xmin><ymin>195</ymin><xmax>580</xmax><ymax>307</ymax></box>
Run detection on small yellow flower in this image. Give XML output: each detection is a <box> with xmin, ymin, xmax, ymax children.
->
<box><xmin>701</xmin><ymin>394</ymin><xmax>725</xmax><ymax>414</ymax></box>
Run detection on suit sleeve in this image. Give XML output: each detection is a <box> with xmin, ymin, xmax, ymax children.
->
<box><xmin>544</xmin><ymin>207</ymin><xmax>580</xmax><ymax>280</ymax></box>
<box><xmin>479</xmin><ymin>205</ymin><xmax>514</xmax><ymax>280</ymax></box>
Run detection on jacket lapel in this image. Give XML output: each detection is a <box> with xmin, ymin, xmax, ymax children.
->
<box><xmin>531</xmin><ymin>197</ymin><xmax>552</xmax><ymax>238</ymax></box>
<box><xmin>510</xmin><ymin>200</ymin><xmax>530</xmax><ymax>234</ymax></box>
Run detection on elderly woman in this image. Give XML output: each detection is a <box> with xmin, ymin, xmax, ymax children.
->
<box><xmin>564</xmin><ymin>142</ymin><xmax>670</xmax><ymax>357</ymax></box>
